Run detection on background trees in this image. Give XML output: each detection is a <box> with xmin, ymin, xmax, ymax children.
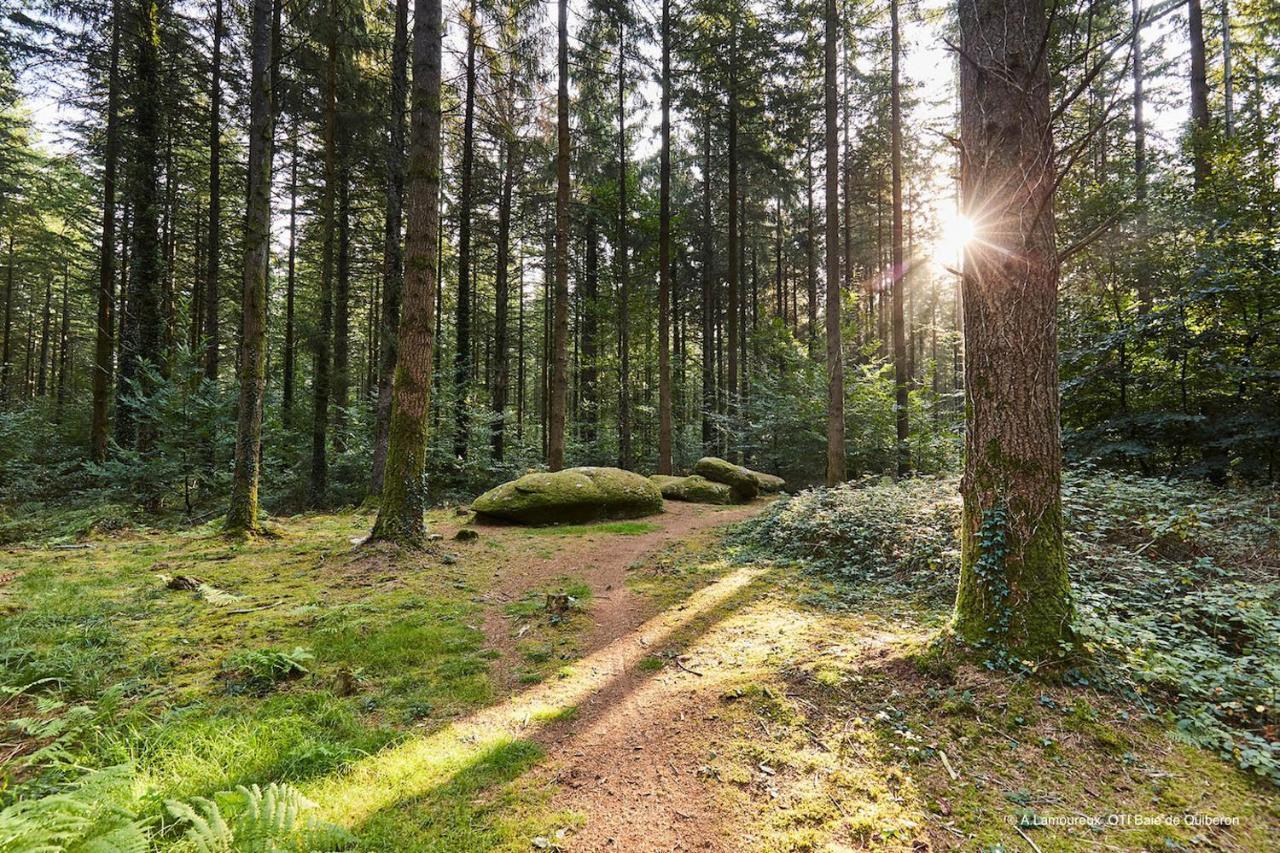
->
<box><xmin>0</xmin><ymin>0</ymin><xmax>1274</xmax><ymax>520</ymax></box>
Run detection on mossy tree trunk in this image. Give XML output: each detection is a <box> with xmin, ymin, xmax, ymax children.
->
<box><xmin>952</xmin><ymin>0</ymin><xmax>1074</xmax><ymax>662</ymax></box>
<box><xmin>370</xmin><ymin>0</ymin><xmax>408</xmax><ymax>494</ymax></box>
<box><xmin>226</xmin><ymin>0</ymin><xmax>275</xmax><ymax>535</ymax></box>
<box><xmin>370</xmin><ymin>0</ymin><xmax>442</xmax><ymax>544</ymax></box>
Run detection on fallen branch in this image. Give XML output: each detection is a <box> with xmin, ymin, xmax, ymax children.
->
<box><xmin>1014</xmin><ymin>823</ymin><xmax>1043</xmax><ymax>853</ymax></box>
<box><xmin>674</xmin><ymin>656</ymin><xmax>704</xmax><ymax>677</ymax></box>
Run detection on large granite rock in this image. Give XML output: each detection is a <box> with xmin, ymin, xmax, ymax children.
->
<box><xmin>692</xmin><ymin>457</ymin><xmax>759</xmax><ymax>502</ymax></box>
<box><xmin>744</xmin><ymin>468</ymin><xmax>786</xmax><ymax>493</ymax></box>
<box><xmin>472</xmin><ymin>467</ymin><xmax>663</xmax><ymax>525</ymax></box>
<box><xmin>649</xmin><ymin>474</ymin><xmax>736</xmax><ymax>505</ymax></box>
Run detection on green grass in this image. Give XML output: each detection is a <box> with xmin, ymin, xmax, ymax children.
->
<box><xmin>0</xmin><ymin>507</ymin><xmax>558</xmax><ymax>848</ymax></box>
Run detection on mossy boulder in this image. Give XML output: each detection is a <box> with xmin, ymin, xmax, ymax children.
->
<box><xmin>745</xmin><ymin>468</ymin><xmax>786</xmax><ymax>493</ymax></box>
<box><xmin>472</xmin><ymin>467</ymin><xmax>663</xmax><ymax>525</ymax></box>
<box><xmin>693</xmin><ymin>457</ymin><xmax>759</xmax><ymax>501</ymax></box>
<box><xmin>649</xmin><ymin>474</ymin><xmax>736</xmax><ymax>505</ymax></box>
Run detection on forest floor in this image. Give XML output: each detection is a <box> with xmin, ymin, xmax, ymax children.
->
<box><xmin>1</xmin><ymin>490</ymin><xmax>1277</xmax><ymax>851</ymax></box>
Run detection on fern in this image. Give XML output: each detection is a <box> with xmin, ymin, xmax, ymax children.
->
<box><xmin>166</xmin><ymin>782</ymin><xmax>354</xmax><ymax>852</ymax></box>
<box><xmin>0</xmin><ymin>765</ymin><xmax>148</xmax><ymax>853</ymax></box>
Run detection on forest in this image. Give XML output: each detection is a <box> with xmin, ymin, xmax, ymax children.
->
<box><xmin>0</xmin><ymin>0</ymin><xmax>1277</xmax><ymax>847</ymax></box>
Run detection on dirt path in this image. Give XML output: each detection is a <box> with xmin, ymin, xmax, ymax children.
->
<box><xmin>448</xmin><ymin>501</ymin><xmax>772</xmax><ymax>851</ymax></box>
<box><xmin>472</xmin><ymin>501</ymin><xmax>769</xmax><ymax>692</ymax></box>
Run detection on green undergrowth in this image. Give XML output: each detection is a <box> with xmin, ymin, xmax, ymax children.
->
<box><xmin>734</xmin><ymin>470</ymin><xmax>1280</xmax><ymax>786</ymax></box>
<box><xmin>0</xmin><ymin>506</ymin><xmax>566</xmax><ymax>849</ymax></box>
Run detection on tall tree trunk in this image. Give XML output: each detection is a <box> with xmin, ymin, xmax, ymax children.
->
<box><xmin>726</xmin><ymin>32</ymin><xmax>739</xmax><ymax>459</ymax></box>
<box><xmin>333</xmin><ymin>169</ymin><xmax>351</xmax><ymax>450</ymax></box>
<box><xmin>492</xmin><ymin>136</ymin><xmax>516</xmax><ymax>460</ymax></box>
<box><xmin>582</xmin><ymin>208</ymin><xmax>598</xmax><ymax>447</ymax></box>
<box><xmin>701</xmin><ymin>113</ymin><xmax>714</xmax><ymax>452</ymax></box>
<box><xmin>657</xmin><ymin>0</ymin><xmax>673</xmax><ymax>474</ymax></box>
<box><xmin>36</xmin><ymin>277</ymin><xmax>51</xmax><ymax>396</ymax></box>
<box><xmin>953</xmin><ymin>0</ymin><xmax>1074</xmax><ymax>659</ymax></box>
<box><xmin>56</xmin><ymin>261</ymin><xmax>70</xmax><ymax>418</ymax></box>
<box><xmin>842</xmin><ymin>22</ymin><xmax>854</xmax><ymax>345</ymax></box>
<box><xmin>517</xmin><ymin>257</ymin><xmax>526</xmax><ymax>440</ymax></box>
<box><xmin>806</xmin><ymin>140</ymin><xmax>818</xmax><ymax>355</ymax></box>
<box><xmin>90</xmin><ymin>0</ymin><xmax>122</xmax><ymax>458</ymax></box>
<box><xmin>204</xmin><ymin>0</ymin><xmax>223</xmax><ymax>388</ymax></box>
<box><xmin>890</xmin><ymin>0</ymin><xmax>909</xmax><ymax>476</ymax></box>
<box><xmin>453</xmin><ymin>0</ymin><xmax>477</xmax><ymax>459</ymax></box>
<box><xmin>1</xmin><ymin>233</ymin><xmax>13</xmax><ymax>402</ymax></box>
<box><xmin>226</xmin><ymin>0</ymin><xmax>275</xmax><ymax>534</ymax></box>
<box><xmin>824</xmin><ymin>0</ymin><xmax>844</xmax><ymax>486</ymax></box>
<box><xmin>617</xmin><ymin>17</ymin><xmax>632</xmax><ymax>469</ymax></box>
<box><xmin>1188</xmin><ymin>0</ymin><xmax>1211</xmax><ymax>191</ymax></box>
<box><xmin>548</xmin><ymin>0</ymin><xmax>570</xmax><ymax>470</ymax></box>
<box><xmin>118</xmin><ymin>0</ymin><xmax>166</xmax><ymax>458</ymax></box>
<box><xmin>310</xmin><ymin>0</ymin><xmax>340</xmax><ymax>505</ymax></box>
<box><xmin>1132</xmin><ymin>0</ymin><xmax>1151</xmax><ymax>314</ymax></box>
<box><xmin>371</xmin><ymin>0</ymin><xmax>409</xmax><ymax>492</ymax></box>
<box><xmin>1220</xmin><ymin>0</ymin><xmax>1232</xmax><ymax>137</ymax></box>
<box><xmin>283</xmin><ymin>123</ymin><xmax>298</xmax><ymax>426</ymax></box>
<box><xmin>370</xmin><ymin>0</ymin><xmax>442</xmax><ymax>543</ymax></box>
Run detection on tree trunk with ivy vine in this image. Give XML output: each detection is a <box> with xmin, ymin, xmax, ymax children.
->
<box><xmin>952</xmin><ymin>0</ymin><xmax>1074</xmax><ymax>661</ymax></box>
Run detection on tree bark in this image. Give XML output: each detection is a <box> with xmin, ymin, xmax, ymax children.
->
<box><xmin>90</xmin><ymin>0</ymin><xmax>122</xmax><ymax>458</ymax></box>
<box><xmin>1188</xmin><ymin>0</ymin><xmax>1211</xmax><ymax>191</ymax></box>
<box><xmin>657</xmin><ymin>0</ymin><xmax>673</xmax><ymax>474</ymax></box>
<box><xmin>36</xmin><ymin>276</ymin><xmax>51</xmax><ymax>396</ymax></box>
<box><xmin>1</xmin><ymin>233</ymin><xmax>13</xmax><ymax>402</ymax></box>
<box><xmin>371</xmin><ymin>0</ymin><xmax>409</xmax><ymax>492</ymax></box>
<box><xmin>370</xmin><ymin>0</ymin><xmax>442</xmax><ymax>543</ymax></box>
<box><xmin>617</xmin><ymin>17</ymin><xmax>632</xmax><ymax>470</ymax></box>
<box><xmin>701</xmin><ymin>112</ymin><xmax>714</xmax><ymax>452</ymax></box>
<box><xmin>492</xmin><ymin>136</ymin><xmax>516</xmax><ymax>460</ymax></box>
<box><xmin>824</xmin><ymin>0</ymin><xmax>844</xmax><ymax>486</ymax></box>
<box><xmin>952</xmin><ymin>0</ymin><xmax>1074</xmax><ymax>660</ymax></box>
<box><xmin>309</xmin><ymin>0</ymin><xmax>340</xmax><ymax>505</ymax></box>
<box><xmin>226</xmin><ymin>0</ymin><xmax>275</xmax><ymax>534</ymax></box>
<box><xmin>453</xmin><ymin>0</ymin><xmax>478</xmax><ymax>460</ymax></box>
<box><xmin>283</xmin><ymin>123</ymin><xmax>298</xmax><ymax>427</ymax></box>
<box><xmin>890</xmin><ymin>0</ymin><xmax>909</xmax><ymax>476</ymax></box>
<box><xmin>117</xmin><ymin>0</ymin><xmax>166</xmax><ymax>458</ymax></box>
<box><xmin>726</xmin><ymin>30</ymin><xmax>739</xmax><ymax>459</ymax></box>
<box><xmin>1131</xmin><ymin>0</ymin><xmax>1152</xmax><ymax>315</ymax></box>
<box><xmin>547</xmin><ymin>0</ymin><xmax>570</xmax><ymax>471</ymax></box>
<box><xmin>1221</xmin><ymin>0</ymin><xmax>1232</xmax><ymax>137</ymax></box>
<box><xmin>204</xmin><ymin>0</ymin><xmax>223</xmax><ymax>388</ymax></box>
<box><xmin>333</xmin><ymin>166</ymin><xmax>351</xmax><ymax>450</ymax></box>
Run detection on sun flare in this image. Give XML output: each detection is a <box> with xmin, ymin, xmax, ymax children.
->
<box><xmin>932</xmin><ymin>211</ymin><xmax>977</xmax><ymax>264</ymax></box>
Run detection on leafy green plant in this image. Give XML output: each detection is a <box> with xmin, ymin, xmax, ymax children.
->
<box><xmin>0</xmin><ymin>765</ymin><xmax>149</xmax><ymax>852</ymax></box>
<box><xmin>221</xmin><ymin>648</ymin><xmax>314</xmax><ymax>696</ymax></box>
<box><xmin>166</xmin><ymin>782</ymin><xmax>355</xmax><ymax>852</ymax></box>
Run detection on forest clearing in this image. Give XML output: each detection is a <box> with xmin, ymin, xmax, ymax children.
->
<box><xmin>1</xmin><ymin>0</ymin><xmax>1278</xmax><ymax>846</ymax></box>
